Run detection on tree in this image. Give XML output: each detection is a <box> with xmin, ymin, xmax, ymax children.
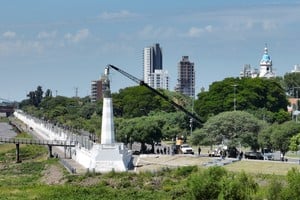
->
<box><xmin>44</xmin><ymin>89</ymin><xmax>52</xmax><ymax>98</ymax></box>
<box><xmin>35</xmin><ymin>86</ymin><xmax>43</xmax><ymax>106</ymax></box>
<box><xmin>113</xmin><ymin>86</ymin><xmax>189</xmax><ymax>118</ymax></box>
<box><xmin>194</xmin><ymin>77</ymin><xmax>289</xmax><ymax>122</ymax></box>
<box><xmin>115</xmin><ymin>116</ymin><xmax>163</xmax><ymax>153</ymax></box>
<box><xmin>283</xmin><ymin>72</ymin><xmax>300</xmax><ymax>97</ymax></box>
<box><xmin>195</xmin><ymin>111</ymin><xmax>264</xmax><ymax>150</ymax></box>
<box><xmin>260</xmin><ymin>121</ymin><xmax>300</xmax><ymax>156</ymax></box>
<box><xmin>26</xmin><ymin>85</ymin><xmax>44</xmax><ymax>107</ymax></box>
<box><xmin>289</xmin><ymin>133</ymin><xmax>300</xmax><ymax>154</ymax></box>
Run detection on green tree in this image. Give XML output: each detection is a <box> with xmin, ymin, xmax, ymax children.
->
<box><xmin>196</xmin><ymin>111</ymin><xmax>264</xmax><ymax>150</ymax></box>
<box><xmin>194</xmin><ymin>77</ymin><xmax>289</xmax><ymax>122</ymax></box>
<box><xmin>113</xmin><ymin>86</ymin><xmax>189</xmax><ymax>118</ymax></box>
<box><xmin>283</xmin><ymin>72</ymin><xmax>300</xmax><ymax>97</ymax></box>
<box><xmin>260</xmin><ymin>121</ymin><xmax>300</xmax><ymax>156</ymax></box>
<box><xmin>35</xmin><ymin>85</ymin><xmax>43</xmax><ymax>106</ymax></box>
<box><xmin>115</xmin><ymin>116</ymin><xmax>163</xmax><ymax>152</ymax></box>
<box><xmin>289</xmin><ymin>133</ymin><xmax>300</xmax><ymax>152</ymax></box>
<box><xmin>44</xmin><ymin>89</ymin><xmax>52</xmax><ymax>98</ymax></box>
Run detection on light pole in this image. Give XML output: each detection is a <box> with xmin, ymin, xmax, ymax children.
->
<box><xmin>232</xmin><ymin>84</ymin><xmax>237</xmax><ymax>111</ymax></box>
<box><xmin>293</xmin><ymin>87</ymin><xmax>300</xmax><ymax>122</ymax></box>
<box><xmin>190</xmin><ymin>95</ymin><xmax>194</xmax><ymax>136</ymax></box>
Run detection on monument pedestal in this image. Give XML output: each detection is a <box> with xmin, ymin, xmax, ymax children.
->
<box><xmin>89</xmin><ymin>143</ymin><xmax>132</xmax><ymax>172</ymax></box>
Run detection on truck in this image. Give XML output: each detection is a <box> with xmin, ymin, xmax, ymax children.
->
<box><xmin>180</xmin><ymin>144</ymin><xmax>194</xmax><ymax>154</ymax></box>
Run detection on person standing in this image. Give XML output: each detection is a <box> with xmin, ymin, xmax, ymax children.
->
<box><xmin>198</xmin><ymin>147</ymin><xmax>201</xmax><ymax>156</ymax></box>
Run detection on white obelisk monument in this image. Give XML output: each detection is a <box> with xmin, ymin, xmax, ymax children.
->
<box><xmin>101</xmin><ymin>67</ymin><xmax>115</xmax><ymax>144</ymax></box>
<box><xmin>88</xmin><ymin>66</ymin><xmax>132</xmax><ymax>172</ymax></box>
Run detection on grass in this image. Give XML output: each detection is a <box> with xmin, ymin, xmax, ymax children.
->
<box><xmin>0</xmin><ymin>117</ymin><xmax>9</xmax><ymax>123</ymax></box>
<box><xmin>224</xmin><ymin>159</ymin><xmax>300</xmax><ymax>175</ymax></box>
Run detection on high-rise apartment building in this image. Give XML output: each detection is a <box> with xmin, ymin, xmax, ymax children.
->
<box><xmin>175</xmin><ymin>56</ymin><xmax>195</xmax><ymax>97</ymax></box>
<box><xmin>143</xmin><ymin>43</ymin><xmax>169</xmax><ymax>90</ymax></box>
<box><xmin>91</xmin><ymin>74</ymin><xmax>109</xmax><ymax>102</ymax></box>
<box><xmin>91</xmin><ymin>80</ymin><xmax>103</xmax><ymax>102</ymax></box>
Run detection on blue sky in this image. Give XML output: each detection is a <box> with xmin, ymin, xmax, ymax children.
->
<box><xmin>1</xmin><ymin>0</ymin><xmax>300</xmax><ymax>101</ymax></box>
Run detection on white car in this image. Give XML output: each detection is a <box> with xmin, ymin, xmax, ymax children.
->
<box><xmin>180</xmin><ymin>144</ymin><xmax>194</xmax><ymax>154</ymax></box>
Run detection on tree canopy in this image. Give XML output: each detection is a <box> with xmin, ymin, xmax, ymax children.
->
<box><xmin>259</xmin><ymin>121</ymin><xmax>300</xmax><ymax>155</ymax></box>
<box><xmin>193</xmin><ymin>111</ymin><xmax>265</xmax><ymax>150</ymax></box>
<box><xmin>194</xmin><ymin>78</ymin><xmax>289</xmax><ymax>122</ymax></box>
<box><xmin>283</xmin><ymin>72</ymin><xmax>300</xmax><ymax>97</ymax></box>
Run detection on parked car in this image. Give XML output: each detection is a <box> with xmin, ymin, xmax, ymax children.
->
<box><xmin>180</xmin><ymin>144</ymin><xmax>194</xmax><ymax>154</ymax></box>
<box><xmin>244</xmin><ymin>151</ymin><xmax>264</xmax><ymax>160</ymax></box>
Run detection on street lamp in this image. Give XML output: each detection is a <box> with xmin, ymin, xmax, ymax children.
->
<box><xmin>232</xmin><ymin>84</ymin><xmax>238</xmax><ymax>111</ymax></box>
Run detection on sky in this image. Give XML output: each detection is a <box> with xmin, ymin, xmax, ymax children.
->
<box><xmin>1</xmin><ymin>0</ymin><xmax>300</xmax><ymax>101</ymax></box>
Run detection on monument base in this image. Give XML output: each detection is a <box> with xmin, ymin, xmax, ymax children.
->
<box><xmin>89</xmin><ymin>143</ymin><xmax>132</xmax><ymax>173</ymax></box>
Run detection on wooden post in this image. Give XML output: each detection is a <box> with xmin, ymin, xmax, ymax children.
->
<box><xmin>16</xmin><ymin>143</ymin><xmax>21</xmax><ymax>163</ymax></box>
<box><xmin>48</xmin><ymin>145</ymin><xmax>53</xmax><ymax>158</ymax></box>
<box><xmin>64</xmin><ymin>146</ymin><xmax>67</xmax><ymax>158</ymax></box>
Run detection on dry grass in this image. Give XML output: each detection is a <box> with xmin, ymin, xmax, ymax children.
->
<box><xmin>136</xmin><ymin>154</ymin><xmax>300</xmax><ymax>176</ymax></box>
<box><xmin>224</xmin><ymin>159</ymin><xmax>300</xmax><ymax>175</ymax></box>
<box><xmin>136</xmin><ymin>155</ymin><xmax>212</xmax><ymax>172</ymax></box>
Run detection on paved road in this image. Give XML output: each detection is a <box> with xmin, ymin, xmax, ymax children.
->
<box><xmin>0</xmin><ymin>122</ymin><xmax>17</xmax><ymax>138</ymax></box>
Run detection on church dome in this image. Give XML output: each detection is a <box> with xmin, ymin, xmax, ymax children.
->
<box><xmin>260</xmin><ymin>47</ymin><xmax>271</xmax><ymax>63</ymax></box>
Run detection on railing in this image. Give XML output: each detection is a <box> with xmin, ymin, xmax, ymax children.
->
<box><xmin>0</xmin><ymin>137</ymin><xmax>76</xmax><ymax>147</ymax></box>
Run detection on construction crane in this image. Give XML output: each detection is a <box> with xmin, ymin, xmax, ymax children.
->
<box><xmin>106</xmin><ymin>64</ymin><xmax>202</xmax><ymax>125</ymax></box>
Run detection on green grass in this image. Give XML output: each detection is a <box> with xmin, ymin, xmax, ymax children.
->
<box><xmin>1</xmin><ymin>134</ymin><xmax>300</xmax><ymax>199</ymax></box>
<box><xmin>0</xmin><ymin>117</ymin><xmax>9</xmax><ymax>123</ymax></box>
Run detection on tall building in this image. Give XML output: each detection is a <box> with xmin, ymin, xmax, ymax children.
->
<box><xmin>143</xmin><ymin>43</ymin><xmax>169</xmax><ymax>89</ymax></box>
<box><xmin>91</xmin><ymin>80</ymin><xmax>102</xmax><ymax>102</ymax></box>
<box><xmin>91</xmin><ymin>74</ymin><xmax>108</xmax><ymax>102</ymax></box>
<box><xmin>175</xmin><ymin>56</ymin><xmax>195</xmax><ymax>97</ymax></box>
<box><xmin>259</xmin><ymin>46</ymin><xmax>275</xmax><ymax>78</ymax></box>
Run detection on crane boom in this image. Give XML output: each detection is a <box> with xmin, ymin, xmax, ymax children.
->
<box><xmin>106</xmin><ymin>64</ymin><xmax>202</xmax><ymax>124</ymax></box>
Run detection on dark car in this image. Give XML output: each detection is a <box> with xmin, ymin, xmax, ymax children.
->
<box><xmin>244</xmin><ymin>152</ymin><xmax>264</xmax><ymax>160</ymax></box>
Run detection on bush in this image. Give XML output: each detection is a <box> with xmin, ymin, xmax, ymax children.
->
<box><xmin>219</xmin><ymin>171</ymin><xmax>258</xmax><ymax>200</ymax></box>
<box><xmin>188</xmin><ymin>167</ymin><xmax>227</xmax><ymax>200</ymax></box>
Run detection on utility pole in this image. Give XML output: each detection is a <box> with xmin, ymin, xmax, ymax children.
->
<box><xmin>74</xmin><ymin>87</ymin><xmax>78</xmax><ymax>97</ymax></box>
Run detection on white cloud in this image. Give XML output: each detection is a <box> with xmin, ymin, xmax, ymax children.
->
<box><xmin>262</xmin><ymin>20</ymin><xmax>278</xmax><ymax>31</ymax></box>
<box><xmin>187</xmin><ymin>25</ymin><xmax>213</xmax><ymax>37</ymax></box>
<box><xmin>138</xmin><ymin>25</ymin><xmax>175</xmax><ymax>39</ymax></box>
<box><xmin>2</xmin><ymin>31</ymin><xmax>16</xmax><ymax>39</ymax></box>
<box><xmin>64</xmin><ymin>29</ymin><xmax>89</xmax><ymax>43</ymax></box>
<box><xmin>98</xmin><ymin>10</ymin><xmax>137</xmax><ymax>20</ymax></box>
<box><xmin>37</xmin><ymin>31</ymin><xmax>57</xmax><ymax>39</ymax></box>
<box><xmin>0</xmin><ymin>40</ymin><xmax>43</xmax><ymax>56</ymax></box>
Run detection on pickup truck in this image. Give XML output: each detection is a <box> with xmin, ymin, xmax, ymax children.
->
<box><xmin>180</xmin><ymin>144</ymin><xmax>194</xmax><ymax>154</ymax></box>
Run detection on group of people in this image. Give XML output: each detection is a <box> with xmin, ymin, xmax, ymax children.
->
<box><xmin>156</xmin><ymin>146</ymin><xmax>171</xmax><ymax>155</ymax></box>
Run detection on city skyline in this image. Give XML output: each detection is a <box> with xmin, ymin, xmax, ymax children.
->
<box><xmin>1</xmin><ymin>1</ymin><xmax>300</xmax><ymax>101</ymax></box>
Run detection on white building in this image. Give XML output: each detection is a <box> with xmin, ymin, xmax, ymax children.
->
<box><xmin>240</xmin><ymin>45</ymin><xmax>275</xmax><ymax>79</ymax></box>
<box><xmin>143</xmin><ymin>43</ymin><xmax>169</xmax><ymax>90</ymax></box>
<box><xmin>291</xmin><ymin>64</ymin><xmax>300</xmax><ymax>73</ymax></box>
<box><xmin>259</xmin><ymin>46</ymin><xmax>275</xmax><ymax>78</ymax></box>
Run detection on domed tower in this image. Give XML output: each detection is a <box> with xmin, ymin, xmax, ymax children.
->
<box><xmin>259</xmin><ymin>45</ymin><xmax>275</xmax><ymax>78</ymax></box>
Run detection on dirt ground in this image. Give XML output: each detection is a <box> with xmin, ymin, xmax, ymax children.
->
<box><xmin>40</xmin><ymin>164</ymin><xmax>66</xmax><ymax>185</ymax></box>
<box><xmin>134</xmin><ymin>154</ymin><xmax>214</xmax><ymax>173</ymax></box>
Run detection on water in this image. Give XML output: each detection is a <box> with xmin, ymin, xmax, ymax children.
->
<box><xmin>0</xmin><ymin>122</ymin><xmax>17</xmax><ymax>138</ymax></box>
